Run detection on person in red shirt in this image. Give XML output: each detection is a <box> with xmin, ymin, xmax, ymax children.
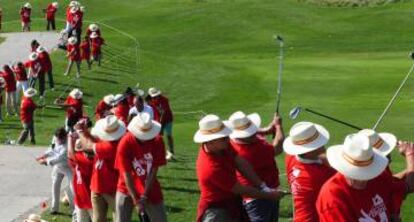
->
<box><xmin>75</xmin><ymin>115</ymin><xmax>126</xmax><ymax>222</ymax></box>
<box><xmin>64</xmin><ymin>37</ymin><xmax>81</xmax><ymax>78</ymax></box>
<box><xmin>80</xmin><ymin>36</ymin><xmax>91</xmax><ymax>69</ymax></box>
<box><xmin>37</xmin><ymin>46</ymin><xmax>54</xmax><ymax>91</ymax></box>
<box><xmin>0</xmin><ymin>77</ymin><xmax>5</xmax><ymax>122</ymax></box>
<box><xmin>147</xmin><ymin>87</ymin><xmax>175</xmax><ymax>160</ymax></box>
<box><xmin>68</xmin><ymin>6</ymin><xmax>83</xmax><ymax>43</ymax></box>
<box><xmin>283</xmin><ymin>121</ymin><xmax>335</xmax><ymax>222</ymax></box>
<box><xmin>44</xmin><ymin>2</ymin><xmax>58</xmax><ymax>31</ymax></box>
<box><xmin>227</xmin><ymin>111</ymin><xmax>285</xmax><ymax>222</ymax></box>
<box><xmin>0</xmin><ymin>7</ymin><xmax>3</xmax><ymax>32</ymax></box>
<box><xmin>316</xmin><ymin>134</ymin><xmax>414</xmax><ymax>222</ymax></box>
<box><xmin>17</xmin><ymin>88</ymin><xmax>43</xmax><ymax>145</ymax></box>
<box><xmin>55</xmin><ymin>88</ymin><xmax>84</xmax><ymax>132</ymax></box>
<box><xmin>68</xmin><ymin>132</ymin><xmax>94</xmax><ymax>221</ymax></box>
<box><xmin>20</xmin><ymin>3</ymin><xmax>31</xmax><ymax>32</ymax></box>
<box><xmin>95</xmin><ymin>94</ymin><xmax>114</xmax><ymax>121</ymax></box>
<box><xmin>115</xmin><ymin>112</ymin><xmax>168</xmax><ymax>222</ymax></box>
<box><xmin>90</xmin><ymin>32</ymin><xmax>104</xmax><ymax>67</ymax></box>
<box><xmin>113</xmin><ymin>94</ymin><xmax>130</xmax><ymax>125</ymax></box>
<box><xmin>13</xmin><ymin>62</ymin><xmax>28</xmax><ymax>100</ymax></box>
<box><xmin>86</xmin><ymin>24</ymin><xmax>101</xmax><ymax>41</ymax></box>
<box><xmin>27</xmin><ymin>52</ymin><xmax>43</xmax><ymax>97</ymax></box>
<box><xmin>0</xmin><ymin>64</ymin><xmax>18</xmax><ymax>116</ymax></box>
<box><xmin>194</xmin><ymin>114</ymin><xmax>289</xmax><ymax>222</ymax></box>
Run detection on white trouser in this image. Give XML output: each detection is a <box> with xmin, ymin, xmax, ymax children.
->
<box><xmin>51</xmin><ymin>165</ymin><xmax>74</xmax><ymax>212</ymax></box>
<box><xmin>5</xmin><ymin>91</ymin><xmax>18</xmax><ymax>115</ymax></box>
<box><xmin>76</xmin><ymin>206</ymin><xmax>93</xmax><ymax>222</ymax></box>
<box><xmin>16</xmin><ymin>81</ymin><xmax>28</xmax><ymax>101</ymax></box>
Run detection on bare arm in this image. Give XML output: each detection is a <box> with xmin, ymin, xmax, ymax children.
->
<box><xmin>231</xmin><ymin>183</ymin><xmax>288</xmax><ymax>200</ymax></box>
<box><xmin>397</xmin><ymin>141</ymin><xmax>414</xmax><ymax>193</ymax></box>
<box><xmin>234</xmin><ymin>156</ymin><xmax>262</xmax><ymax>188</ymax></box>
<box><xmin>143</xmin><ymin>167</ymin><xmax>158</xmax><ymax>198</ymax></box>
<box><xmin>124</xmin><ymin>172</ymin><xmax>140</xmax><ymax>204</ymax></box>
<box><xmin>272</xmin><ymin>115</ymin><xmax>284</xmax><ymax>156</ymax></box>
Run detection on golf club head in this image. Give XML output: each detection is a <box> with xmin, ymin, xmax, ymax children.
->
<box><xmin>410</xmin><ymin>51</ymin><xmax>414</xmax><ymax>60</ymax></box>
<box><xmin>289</xmin><ymin>106</ymin><xmax>302</xmax><ymax>119</ymax></box>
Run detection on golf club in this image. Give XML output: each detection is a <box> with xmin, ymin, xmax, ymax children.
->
<box><xmin>289</xmin><ymin>106</ymin><xmax>362</xmax><ymax>130</ymax></box>
<box><xmin>373</xmin><ymin>52</ymin><xmax>414</xmax><ymax>130</ymax></box>
<box><xmin>274</xmin><ymin>35</ymin><xmax>284</xmax><ymax>114</ymax></box>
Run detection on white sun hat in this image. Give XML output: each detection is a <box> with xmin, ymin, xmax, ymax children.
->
<box><xmin>89</xmin><ymin>23</ymin><xmax>99</xmax><ymax>32</ymax></box>
<box><xmin>69</xmin><ymin>88</ymin><xmax>83</xmax><ymax>99</ymax></box>
<box><xmin>224</xmin><ymin>111</ymin><xmax>261</xmax><ymax>139</ymax></box>
<box><xmin>68</xmin><ymin>37</ymin><xmax>77</xmax><ymax>45</ymax></box>
<box><xmin>90</xmin><ymin>32</ymin><xmax>99</xmax><ymax>39</ymax></box>
<box><xmin>80</xmin><ymin>6</ymin><xmax>85</xmax><ymax>12</ymax></box>
<box><xmin>128</xmin><ymin>112</ymin><xmax>161</xmax><ymax>141</ymax></box>
<box><xmin>23</xmin><ymin>88</ymin><xmax>37</xmax><ymax>97</ymax></box>
<box><xmin>345</xmin><ymin>129</ymin><xmax>397</xmax><ymax>156</ymax></box>
<box><xmin>283</xmin><ymin>121</ymin><xmax>330</xmax><ymax>155</ymax></box>
<box><xmin>52</xmin><ymin>2</ymin><xmax>58</xmax><ymax>8</ymax></box>
<box><xmin>24</xmin><ymin>3</ymin><xmax>32</xmax><ymax>8</ymax></box>
<box><xmin>194</xmin><ymin>114</ymin><xmax>232</xmax><ymax>143</ymax></box>
<box><xmin>29</xmin><ymin>52</ymin><xmax>38</xmax><ymax>61</ymax></box>
<box><xmin>69</xmin><ymin>1</ymin><xmax>77</xmax><ymax>7</ymax></box>
<box><xmin>70</xmin><ymin>6</ymin><xmax>79</xmax><ymax>13</ymax></box>
<box><xmin>24</xmin><ymin>214</ymin><xmax>47</xmax><ymax>222</ymax></box>
<box><xmin>36</xmin><ymin>46</ymin><xmax>46</xmax><ymax>53</ymax></box>
<box><xmin>91</xmin><ymin>115</ymin><xmax>126</xmax><ymax>141</ymax></box>
<box><xmin>137</xmin><ymin>89</ymin><xmax>145</xmax><ymax>97</ymax></box>
<box><xmin>103</xmin><ymin>94</ymin><xmax>115</xmax><ymax>105</ymax></box>
<box><xmin>148</xmin><ymin>87</ymin><xmax>161</xmax><ymax>97</ymax></box>
<box><xmin>327</xmin><ymin>134</ymin><xmax>388</xmax><ymax>181</ymax></box>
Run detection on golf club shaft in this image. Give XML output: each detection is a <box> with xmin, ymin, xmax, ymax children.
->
<box><xmin>276</xmin><ymin>36</ymin><xmax>284</xmax><ymax>113</ymax></box>
<box><xmin>373</xmin><ymin>63</ymin><xmax>414</xmax><ymax>130</ymax></box>
<box><xmin>305</xmin><ymin>108</ymin><xmax>362</xmax><ymax>130</ymax></box>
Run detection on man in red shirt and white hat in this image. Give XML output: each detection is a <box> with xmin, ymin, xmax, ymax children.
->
<box><xmin>44</xmin><ymin>2</ymin><xmax>58</xmax><ymax>31</ymax></box>
<box><xmin>68</xmin><ymin>5</ymin><xmax>83</xmax><ymax>43</ymax></box>
<box><xmin>37</xmin><ymin>46</ymin><xmax>54</xmax><ymax>91</ymax></box>
<box><xmin>86</xmin><ymin>24</ymin><xmax>101</xmax><ymax>41</ymax></box>
<box><xmin>115</xmin><ymin>112</ymin><xmax>168</xmax><ymax>222</ymax></box>
<box><xmin>90</xmin><ymin>32</ymin><xmax>104</xmax><ymax>67</ymax></box>
<box><xmin>95</xmin><ymin>94</ymin><xmax>114</xmax><ymax>121</ymax></box>
<box><xmin>0</xmin><ymin>77</ymin><xmax>5</xmax><ymax>122</ymax></box>
<box><xmin>226</xmin><ymin>111</ymin><xmax>285</xmax><ymax>222</ymax></box>
<box><xmin>147</xmin><ymin>87</ymin><xmax>175</xmax><ymax>160</ymax></box>
<box><xmin>283</xmin><ymin>121</ymin><xmax>336</xmax><ymax>222</ymax></box>
<box><xmin>64</xmin><ymin>37</ymin><xmax>81</xmax><ymax>78</ymax></box>
<box><xmin>27</xmin><ymin>52</ymin><xmax>42</xmax><ymax>96</ymax></box>
<box><xmin>17</xmin><ymin>88</ymin><xmax>43</xmax><ymax>145</ymax></box>
<box><xmin>316</xmin><ymin>134</ymin><xmax>414</xmax><ymax>221</ymax></box>
<box><xmin>75</xmin><ymin>115</ymin><xmax>126</xmax><ymax>222</ymax></box>
<box><xmin>194</xmin><ymin>114</ymin><xmax>289</xmax><ymax>222</ymax></box>
<box><xmin>0</xmin><ymin>65</ymin><xmax>18</xmax><ymax>116</ymax></box>
<box><xmin>20</xmin><ymin>3</ymin><xmax>31</xmax><ymax>32</ymax></box>
<box><xmin>55</xmin><ymin>88</ymin><xmax>84</xmax><ymax>132</ymax></box>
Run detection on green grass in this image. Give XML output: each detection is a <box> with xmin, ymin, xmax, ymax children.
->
<box><xmin>2</xmin><ymin>0</ymin><xmax>414</xmax><ymax>221</ymax></box>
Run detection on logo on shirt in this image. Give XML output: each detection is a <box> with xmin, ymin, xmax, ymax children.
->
<box><xmin>358</xmin><ymin>194</ymin><xmax>388</xmax><ymax>222</ymax></box>
<box><xmin>132</xmin><ymin>153</ymin><xmax>153</xmax><ymax>178</ymax></box>
<box><xmin>289</xmin><ymin>167</ymin><xmax>301</xmax><ymax>195</ymax></box>
<box><xmin>95</xmin><ymin>159</ymin><xmax>104</xmax><ymax>170</ymax></box>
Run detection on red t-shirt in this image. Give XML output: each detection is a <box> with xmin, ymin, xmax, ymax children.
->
<box><xmin>64</xmin><ymin>96</ymin><xmax>83</xmax><ymax>119</ymax></box>
<box><xmin>0</xmin><ymin>70</ymin><xmax>16</xmax><ymax>92</ymax></box>
<box><xmin>285</xmin><ymin>154</ymin><xmax>336</xmax><ymax>222</ymax></box>
<box><xmin>95</xmin><ymin>100</ymin><xmax>111</xmax><ymax>121</ymax></box>
<box><xmin>69</xmin><ymin>152</ymin><xmax>93</xmax><ymax>209</ymax></box>
<box><xmin>69</xmin><ymin>10</ymin><xmax>83</xmax><ymax>29</ymax></box>
<box><xmin>67</xmin><ymin>44</ymin><xmax>81</xmax><ymax>61</ymax></box>
<box><xmin>230</xmin><ymin>137</ymin><xmax>280</xmax><ymax>200</ymax></box>
<box><xmin>115</xmin><ymin>132</ymin><xmax>167</xmax><ymax>204</ymax></box>
<box><xmin>115</xmin><ymin>102</ymin><xmax>129</xmax><ymax>125</ymax></box>
<box><xmin>20</xmin><ymin>97</ymin><xmax>37</xmax><ymax>123</ymax></box>
<box><xmin>196</xmin><ymin>147</ymin><xmax>241</xmax><ymax>222</ymax></box>
<box><xmin>45</xmin><ymin>4</ymin><xmax>57</xmax><ymax>20</ymax></box>
<box><xmin>28</xmin><ymin>59</ymin><xmax>42</xmax><ymax>77</ymax></box>
<box><xmin>80</xmin><ymin>41</ymin><xmax>91</xmax><ymax>60</ymax></box>
<box><xmin>20</xmin><ymin>8</ymin><xmax>31</xmax><ymax>23</ymax></box>
<box><xmin>37</xmin><ymin>51</ymin><xmax>52</xmax><ymax>72</ymax></box>
<box><xmin>148</xmin><ymin>95</ymin><xmax>173</xmax><ymax>124</ymax></box>
<box><xmin>91</xmin><ymin>37</ymin><xmax>104</xmax><ymax>56</ymax></box>
<box><xmin>316</xmin><ymin>172</ymin><xmax>408</xmax><ymax>222</ymax></box>
<box><xmin>90</xmin><ymin>140</ymin><xmax>119</xmax><ymax>194</ymax></box>
<box><xmin>13</xmin><ymin>66</ymin><xmax>28</xmax><ymax>81</ymax></box>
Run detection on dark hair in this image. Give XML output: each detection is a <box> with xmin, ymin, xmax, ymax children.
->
<box><xmin>125</xmin><ymin>87</ymin><xmax>134</xmax><ymax>96</ymax></box>
<box><xmin>3</xmin><ymin>64</ymin><xmax>12</xmax><ymax>73</ymax></box>
<box><xmin>54</xmin><ymin>127</ymin><xmax>67</xmax><ymax>140</ymax></box>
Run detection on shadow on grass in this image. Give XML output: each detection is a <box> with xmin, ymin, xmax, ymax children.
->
<box><xmin>165</xmin><ymin>204</ymin><xmax>185</xmax><ymax>214</ymax></box>
<box><xmin>0</xmin><ymin>123</ymin><xmax>21</xmax><ymax>129</ymax></box>
<box><xmin>158</xmin><ymin>175</ymin><xmax>198</xmax><ymax>183</ymax></box>
<box><xmin>163</xmin><ymin>185</ymin><xmax>199</xmax><ymax>194</ymax></box>
<box><xmin>82</xmin><ymin>76</ymin><xmax>119</xmax><ymax>84</ymax></box>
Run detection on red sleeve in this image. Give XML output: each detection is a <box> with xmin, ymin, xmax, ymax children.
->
<box><xmin>152</xmin><ymin>137</ymin><xmax>166</xmax><ymax>167</ymax></box>
<box><xmin>94</xmin><ymin>142</ymin><xmax>114</xmax><ymax>159</ymax></box>
<box><xmin>115</xmin><ymin>136</ymin><xmax>133</xmax><ymax>172</ymax></box>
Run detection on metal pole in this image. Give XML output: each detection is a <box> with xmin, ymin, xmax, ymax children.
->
<box><xmin>275</xmin><ymin>35</ymin><xmax>284</xmax><ymax>114</ymax></box>
<box><xmin>305</xmin><ymin>108</ymin><xmax>362</xmax><ymax>130</ymax></box>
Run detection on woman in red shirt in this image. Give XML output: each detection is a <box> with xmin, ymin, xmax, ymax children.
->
<box><xmin>1</xmin><ymin>64</ymin><xmax>18</xmax><ymax>116</ymax></box>
<box><xmin>64</xmin><ymin>37</ymin><xmax>81</xmax><ymax>78</ymax></box>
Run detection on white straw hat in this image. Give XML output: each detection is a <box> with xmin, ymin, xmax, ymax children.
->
<box><xmin>52</xmin><ymin>2</ymin><xmax>59</xmax><ymax>8</ymax></box>
<box><xmin>345</xmin><ymin>129</ymin><xmax>397</xmax><ymax>156</ymax></box>
<box><xmin>148</xmin><ymin>87</ymin><xmax>161</xmax><ymax>97</ymax></box>
<box><xmin>24</xmin><ymin>214</ymin><xmax>47</xmax><ymax>222</ymax></box>
<box><xmin>103</xmin><ymin>94</ymin><xmax>114</xmax><ymax>105</ymax></box>
<box><xmin>327</xmin><ymin>134</ymin><xmax>388</xmax><ymax>181</ymax></box>
<box><xmin>194</xmin><ymin>114</ymin><xmax>232</xmax><ymax>143</ymax></box>
<box><xmin>69</xmin><ymin>88</ymin><xmax>83</xmax><ymax>99</ymax></box>
<box><xmin>90</xmin><ymin>32</ymin><xmax>99</xmax><ymax>39</ymax></box>
<box><xmin>24</xmin><ymin>3</ymin><xmax>31</xmax><ymax>8</ymax></box>
<box><xmin>29</xmin><ymin>52</ymin><xmax>38</xmax><ymax>61</ymax></box>
<box><xmin>283</xmin><ymin>121</ymin><xmax>330</xmax><ymax>155</ymax></box>
<box><xmin>89</xmin><ymin>24</ymin><xmax>99</xmax><ymax>32</ymax></box>
<box><xmin>128</xmin><ymin>112</ymin><xmax>161</xmax><ymax>141</ymax></box>
<box><xmin>23</xmin><ymin>88</ymin><xmax>37</xmax><ymax>97</ymax></box>
<box><xmin>68</xmin><ymin>37</ymin><xmax>77</xmax><ymax>45</ymax></box>
<box><xmin>36</xmin><ymin>46</ymin><xmax>46</xmax><ymax>53</ymax></box>
<box><xmin>137</xmin><ymin>89</ymin><xmax>145</xmax><ymax>97</ymax></box>
<box><xmin>224</xmin><ymin>111</ymin><xmax>261</xmax><ymax>139</ymax></box>
<box><xmin>91</xmin><ymin>115</ymin><xmax>126</xmax><ymax>141</ymax></box>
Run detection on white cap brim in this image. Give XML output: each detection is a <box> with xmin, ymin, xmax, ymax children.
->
<box><xmin>283</xmin><ymin>124</ymin><xmax>329</xmax><ymax>155</ymax></box>
<box><xmin>91</xmin><ymin>119</ymin><xmax>126</xmax><ymax>141</ymax></box>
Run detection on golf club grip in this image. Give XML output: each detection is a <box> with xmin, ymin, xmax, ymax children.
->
<box><xmin>305</xmin><ymin>108</ymin><xmax>362</xmax><ymax>130</ymax></box>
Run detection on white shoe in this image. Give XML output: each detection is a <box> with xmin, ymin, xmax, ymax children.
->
<box><xmin>76</xmin><ymin>73</ymin><xmax>80</xmax><ymax>78</ymax></box>
<box><xmin>166</xmin><ymin>151</ymin><xmax>175</xmax><ymax>160</ymax></box>
<box><xmin>51</xmin><ymin>88</ymin><xmax>55</xmax><ymax>91</ymax></box>
<box><xmin>63</xmin><ymin>72</ymin><xmax>68</xmax><ymax>76</ymax></box>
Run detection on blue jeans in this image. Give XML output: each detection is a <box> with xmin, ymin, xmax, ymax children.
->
<box><xmin>244</xmin><ymin>199</ymin><xmax>280</xmax><ymax>222</ymax></box>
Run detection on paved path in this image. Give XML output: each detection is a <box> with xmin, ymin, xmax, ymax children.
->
<box><xmin>0</xmin><ymin>145</ymin><xmax>55</xmax><ymax>221</ymax></box>
<box><xmin>0</xmin><ymin>31</ymin><xmax>59</xmax><ymax>65</ymax></box>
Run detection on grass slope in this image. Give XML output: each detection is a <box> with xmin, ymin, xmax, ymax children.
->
<box><xmin>1</xmin><ymin>0</ymin><xmax>414</xmax><ymax>221</ymax></box>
